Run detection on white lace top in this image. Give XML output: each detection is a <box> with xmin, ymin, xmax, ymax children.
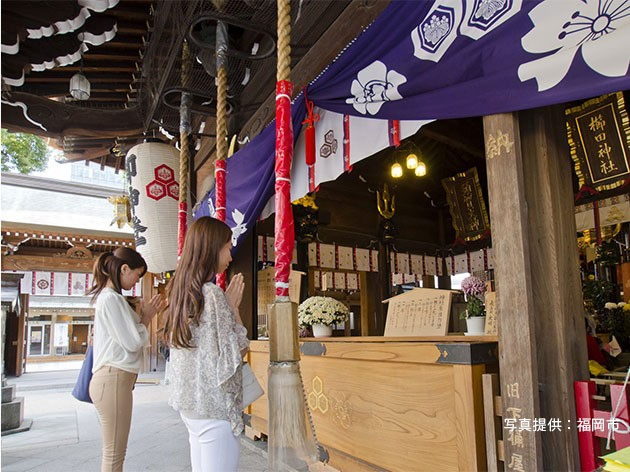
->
<box><xmin>167</xmin><ymin>282</ymin><xmax>250</xmax><ymax>436</ymax></box>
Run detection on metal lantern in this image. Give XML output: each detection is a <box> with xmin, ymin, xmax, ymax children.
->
<box><xmin>415</xmin><ymin>161</ymin><xmax>427</xmax><ymax>177</ymax></box>
<box><xmin>391</xmin><ymin>162</ymin><xmax>403</xmax><ymax>178</ymax></box>
<box><xmin>69</xmin><ymin>72</ymin><xmax>90</xmax><ymax>100</ymax></box>
<box><xmin>406</xmin><ymin>153</ymin><xmax>418</xmax><ymax>169</ymax></box>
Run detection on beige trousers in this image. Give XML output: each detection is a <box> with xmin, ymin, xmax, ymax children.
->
<box><xmin>90</xmin><ymin>366</ymin><xmax>137</xmax><ymax>472</ymax></box>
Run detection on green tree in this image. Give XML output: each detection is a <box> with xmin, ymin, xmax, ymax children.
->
<box><xmin>1</xmin><ymin>129</ymin><xmax>49</xmax><ymax>174</ymax></box>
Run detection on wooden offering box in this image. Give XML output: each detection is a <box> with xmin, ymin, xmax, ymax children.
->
<box><xmin>247</xmin><ymin>336</ymin><xmax>498</xmax><ymax>471</ymax></box>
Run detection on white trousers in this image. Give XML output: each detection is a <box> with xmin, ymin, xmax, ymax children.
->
<box><xmin>180</xmin><ymin>414</ymin><xmax>240</xmax><ymax>472</ymax></box>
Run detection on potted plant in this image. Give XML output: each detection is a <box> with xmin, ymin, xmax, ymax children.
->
<box><xmin>460</xmin><ymin>275</ymin><xmax>487</xmax><ymax>335</ymax></box>
<box><xmin>298</xmin><ymin>296</ymin><xmax>349</xmax><ymax>337</ymax></box>
<box><xmin>582</xmin><ymin>275</ymin><xmax>623</xmax><ymax>342</ymax></box>
<box><xmin>598</xmin><ymin>301</ymin><xmax>630</xmax><ymax>349</ymax></box>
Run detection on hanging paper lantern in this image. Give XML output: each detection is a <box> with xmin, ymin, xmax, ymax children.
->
<box><xmin>125</xmin><ymin>141</ymin><xmax>180</xmax><ymax>274</ymax></box>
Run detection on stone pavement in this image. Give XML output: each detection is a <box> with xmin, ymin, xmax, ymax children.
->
<box><xmin>1</xmin><ymin>370</ymin><xmax>272</xmax><ymax>472</ymax></box>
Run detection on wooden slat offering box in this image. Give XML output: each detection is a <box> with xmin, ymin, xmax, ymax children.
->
<box><xmin>247</xmin><ymin>336</ymin><xmax>498</xmax><ymax>471</ymax></box>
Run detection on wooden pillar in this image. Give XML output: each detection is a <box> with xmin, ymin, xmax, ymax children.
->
<box><xmin>16</xmin><ymin>294</ymin><xmax>27</xmax><ymax>377</ymax></box>
<box><xmin>519</xmin><ymin>106</ymin><xmax>587</xmax><ymax>470</ymax></box>
<box><xmin>484</xmin><ymin>112</ymin><xmax>542</xmax><ymax>470</ymax></box>
<box><xmin>295</xmin><ymin>241</ymin><xmax>310</xmax><ymax>304</ymax></box>
<box><xmin>231</xmin><ymin>228</ymin><xmax>256</xmax><ymax>340</ymax></box>
<box><xmin>437</xmin><ymin>207</ymin><xmax>451</xmax><ymax>289</ymax></box>
<box><xmin>437</xmin><ymin>273</ymin><xmax>451</xmax><ymax>290</ymax></box>
<box><xmin>142</xmin><ymin>275</ymin><xmax>158</xmax><ymax>371</ymax></box>
<box><xmin>378</xmin><ymin>242</ymin><xmax>391</xmax><ymax>335</ymax></box>
<box><xmin>483</xmin><ymin>107</ymin><xmax>587</xmax><ymax>471</ymax></box>
<box><xmin>621</xmin><ymin>262</ymin><xmax>630</xmax><ymax>302</ymax></box>
<box><xmin>251</xmin><ymin>226</ymin><xmax>260</xmax><ymax>340</ymax></box>
<box><xmin>360</xmin><ymin>271</ymin><xmax>381</xmax><ymax>336</ymax></box>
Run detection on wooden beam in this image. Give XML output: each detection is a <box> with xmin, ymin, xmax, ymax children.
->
<box><xmin>483</xmin><ymin>112</ymin><xmax>542</xmax><ymax>470</ymax></box>
<box><xmin>2</xmin><ymin>254</ymin><xmax>97</xmax><ymax>272</ymax></box>
<box><xmin>82</xmin><ymin>53</ymin><xmax>140</xmax><ymax>62</ymax></box>
<box><xmin>116</xmin><ymin>23</ymin><xmax>148</xmax><ymax>35</ymax></box>
<box><xmin>107</xmin><ymin>6</ymin><xmax>151</xmax><ymax>20</ymax></box>
<box><xmin>484</xmin><ymin>107</ymin><xmax>586</xmax><ymax>470</ymax></box>
<box><xmin>25</xmin><ymin>76</ymin><xmax>131</xmax><ymax>83</ymax></box>
<box><xmin>518</xmin><ymin>105</ymin><xmax>586</xmax><ymax>470</ymax></box>
<box><xmin>482</xmin><ymin>373</ymin><xmax>502</xmax><ymax>472</ymax></box>
<box><xmin>26</xmin><ymin>85</ymin><xmax>132</xmax><ymax>95</ymax></box>
<box><xmin>1</xmin><ymin>92</ymin><xmax>143</xmax><ymax>139</ymax></box>
<box><xmin>81</xmin><ymin>97</ymin><xmax>128</xmax><ymax>102</ymax></box>
<box><xmin>51</xmin><ymin>66</ymin><xmax>136</xmax><ymax>73</ymax></box>
<box><xmin>103</xmin><ymin>39</ymin><xmax>145</xmax><ymax>50</ymax></box>
<box><xmin>62</xmin><ymin>147</ymin><xmax>111</xmax><ymax>161</ymax></box>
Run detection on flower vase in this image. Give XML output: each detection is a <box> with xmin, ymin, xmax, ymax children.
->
<box><xmin>312</xmin><ymin>324</ymin><xmax>333</xmax><ymax>338</ymax></box>
<box><xmin>465</xmin><ymin>316</ymin><xmax>486</xmax><ymax>336</ymax></box>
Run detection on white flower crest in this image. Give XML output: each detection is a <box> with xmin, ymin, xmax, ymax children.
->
<box><xmin>411</xmin><ymin>0</ymin><xmax>520</xmax><ymax>59</ymax></box>
<box><xmin>345</xmin><ymin>61</ymin><xmax>407</xmax><ymax>115</ymax></box>
<box><xmin>475</xmin><ymin>0</ymin><xmax>507</xmax><ymax>21</ymax></box>
<box><xmin>518</xmin><ymin>0</ymin><xmax>630</xmax><ymax>91</ymax></box>
<box><xmin>231</xmin><ymin>208</ymin><xmax>247</xmax><ymax>246</ymax></box>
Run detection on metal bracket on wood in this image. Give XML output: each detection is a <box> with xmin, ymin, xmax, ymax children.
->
<box><xmin>300</xmin><ymin>342</ymin><xmax>326</xmax><ymax>356</ymax></box>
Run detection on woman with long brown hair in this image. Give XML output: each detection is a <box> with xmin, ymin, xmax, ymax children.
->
<box><xmin>165</xmin><ymin>216</ymin><xmax>249</xmax><ymax>472</ymax></box>
<box><xmin>88</xmin><ymin>247</ymin><xmax>166</xmax><ymax>472</ymax></box>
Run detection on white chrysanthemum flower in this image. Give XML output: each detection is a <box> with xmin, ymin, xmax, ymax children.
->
<box><xmin>298</xmin><ymin>296</ymin><xmax>349</xmax><ymax>327</ymax></box>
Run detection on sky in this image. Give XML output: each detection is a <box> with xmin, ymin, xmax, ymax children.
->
<box><xmin>30</xmin><ymin>149</ymin><xmax>72</xmax><ymax>181</ymax></box>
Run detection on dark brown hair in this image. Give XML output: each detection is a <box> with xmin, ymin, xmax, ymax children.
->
<box><xmin>164</xmin><ymin>217</ymin><xmax>232</xmax><ymax>348</ymax></box>
<box><xmin>88</xmin><ymin>247</ymin><xmax>147</xmax><ymax>301</ymax></box>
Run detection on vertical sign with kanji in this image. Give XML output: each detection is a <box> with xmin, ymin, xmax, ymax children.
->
<box><xmin>567</xmin><ymin>92</ymin><xmax>630</xmax><ymax>192</ymax></box>
<box><xmin>442</xmin><ymin>167</ymin><xmax>491</xmax><ymax>242</ymax></box>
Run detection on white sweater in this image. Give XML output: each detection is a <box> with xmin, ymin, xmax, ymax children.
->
<box><xmin>92</xmin><ymin>287</ymin><xmax>149</xmax><ymax>374</ymax></box>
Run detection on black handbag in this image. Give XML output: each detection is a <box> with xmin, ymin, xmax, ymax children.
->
<box><xmin>72</xmin><ymin>346</ymin><xmax>94</xmax><ymax>403</ymax></box>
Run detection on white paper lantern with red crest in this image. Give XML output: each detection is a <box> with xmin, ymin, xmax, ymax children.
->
<box><xmin>125</xmin><ymin>141</ymin><xmax>180</xmax><ymax>274</ymax></box>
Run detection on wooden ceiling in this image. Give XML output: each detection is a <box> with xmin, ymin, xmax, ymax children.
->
<box><xmin>1</xmin><ymin>0</ymin><xmax>154</xmax><ymax>172</ymax></box>
<box><xmin>19</xmin><ymin>2</ymin><xmax>151</xmax><ymax>104</ymax></box>
<box><xmin>1</xmin><ymin>0</ymin><xmax>390</xmax><ymax>174</ymax></box>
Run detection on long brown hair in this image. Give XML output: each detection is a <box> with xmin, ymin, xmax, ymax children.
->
<box><xmin>88</xmin><ymin>247</ymin><xmax>147</xmax><ymax>301</ymax></box>
<box><xmin>164</xmin><ymin>217</ymin><xmax>232</xmax><ymax>348</ymax></box>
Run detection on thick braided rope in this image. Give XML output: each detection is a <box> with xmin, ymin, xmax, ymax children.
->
<box><xmin>178</xmin><ymin>41</ymin><xmax>192</xmax><ymax>255</ymax></box>
<box><xmin>179</xmin><ymin>41</ymin><xmax>191</xmax><ymax>204</ymax></box>
<box><xmin>216</xmin><ymin>65</ymin><xmax>228</xmax><ymax>163</ymax></box>
<box><xmin>277</xmin><ymin>0</ymin><xmax>291</xmax><ymax>83</ymax></box>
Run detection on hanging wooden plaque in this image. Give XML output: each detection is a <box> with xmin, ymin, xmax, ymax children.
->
<box><xmin>566</xmin><ymin>92</ymin><xmax>630</xmax><ymax>193</ymax></box>
<box><xmin>442</xmin><ymin>167</ymin><xmax>490</xmax><ymax>242</ymax></box>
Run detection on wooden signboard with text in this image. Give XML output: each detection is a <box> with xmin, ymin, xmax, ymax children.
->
<box><xmin>566</xmin><ymin>92</ymin><xmax>630</xmax><ymax>192</ymax></box>
<box><xmin>257</xmin><ymin>267</ymin><xmax>303</xmax><ymax>317</ymax></box>
<box><xmin>383</xmin><ymin>288</ymin><xmax>452</xmax><ymax>337</ymax></box>
<box><xmin>484</xmin><ymin>291</ymin><xmax>498</xmax><ymax>336</ymax></box>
